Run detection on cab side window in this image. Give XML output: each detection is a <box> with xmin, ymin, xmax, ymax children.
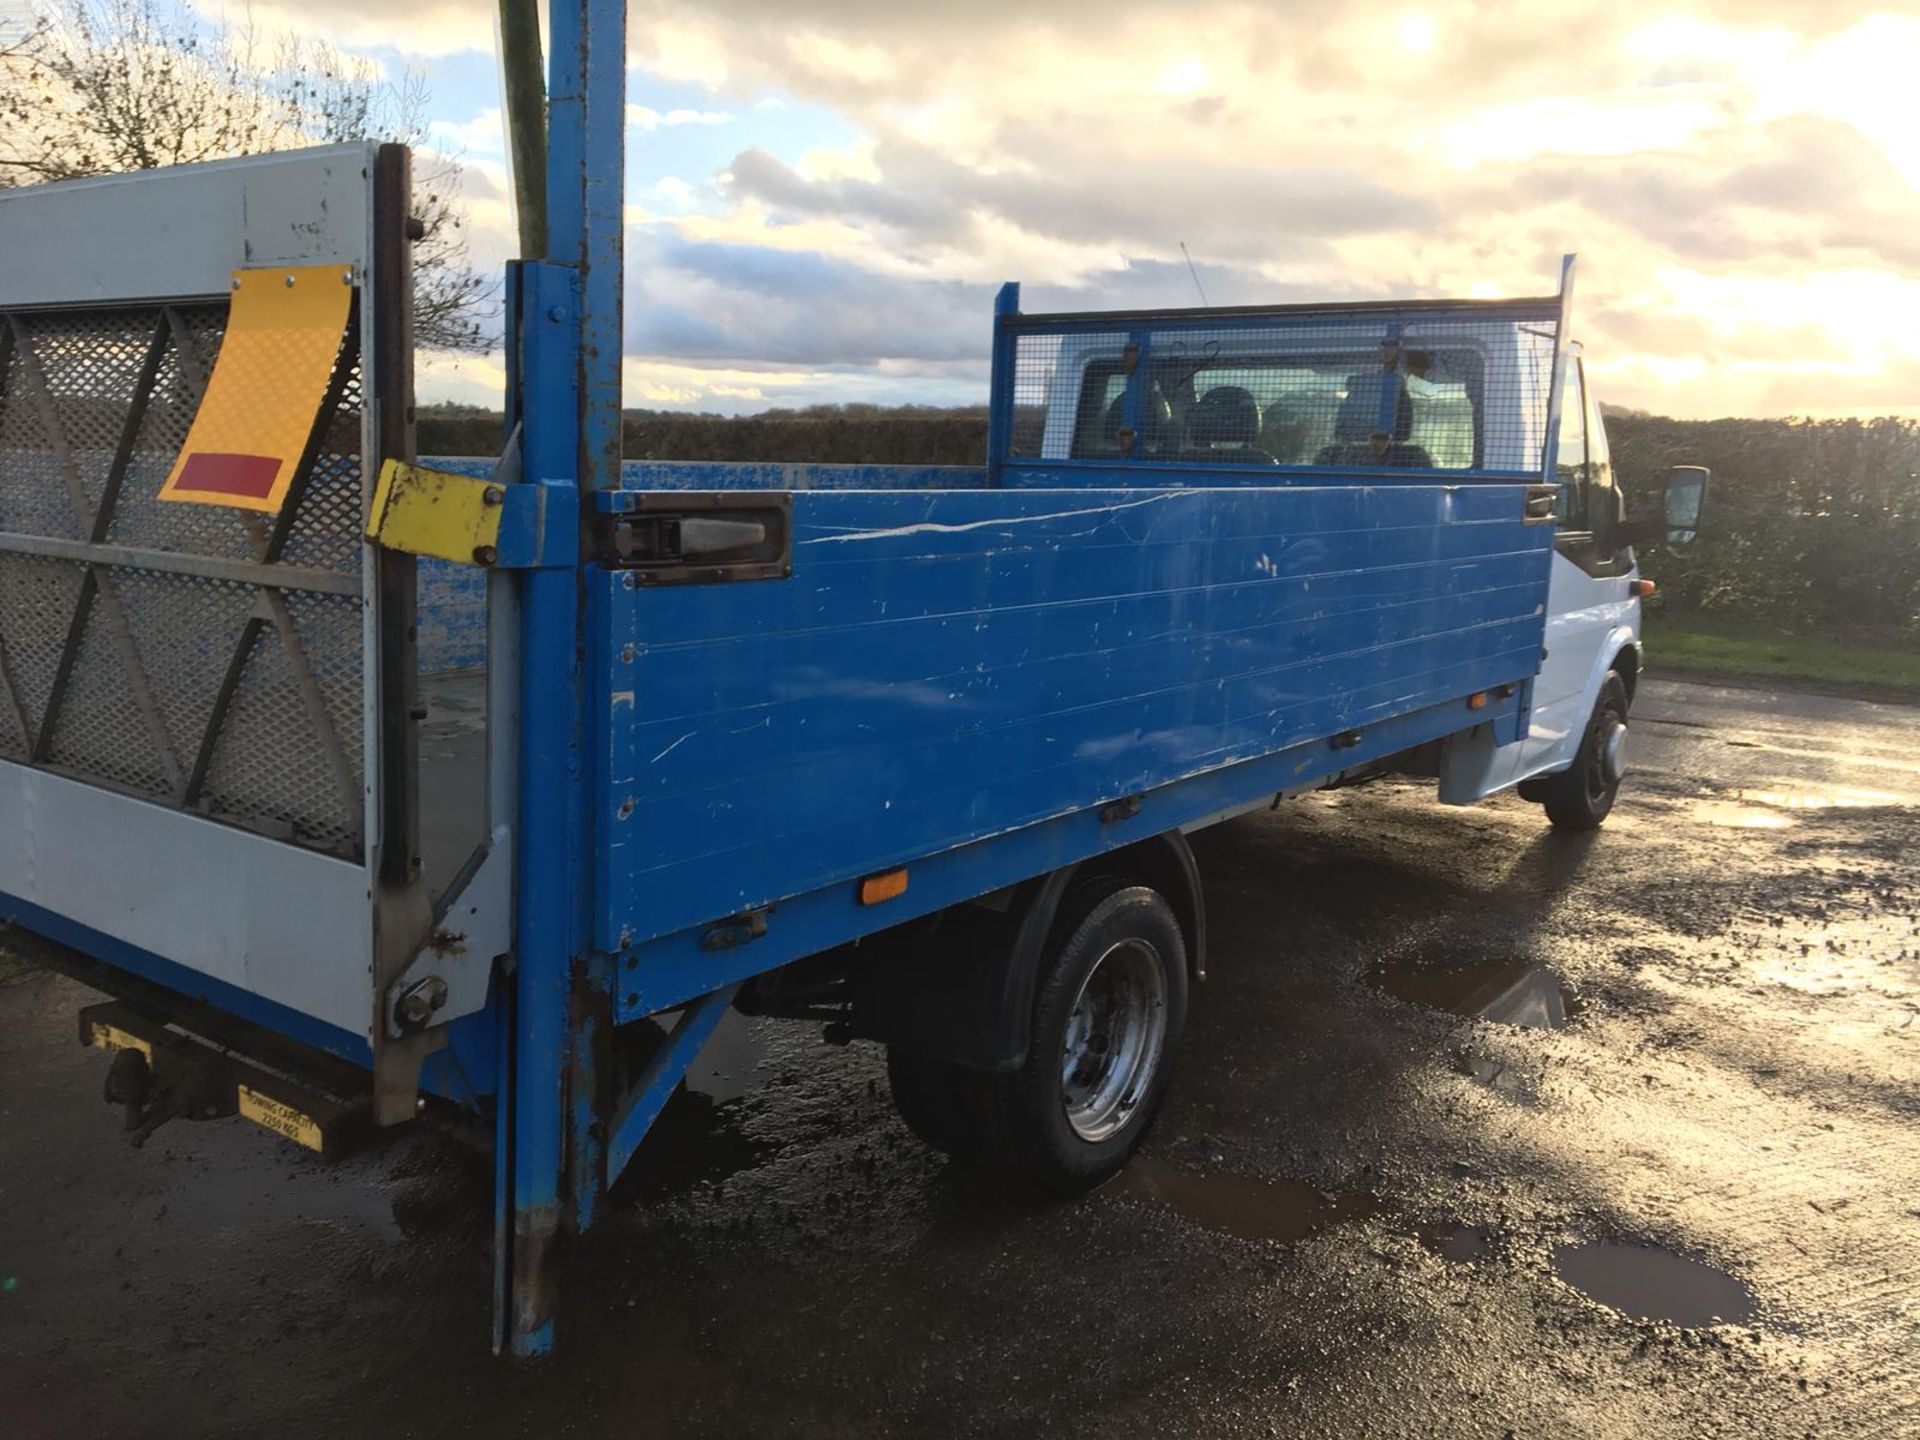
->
<box><xmin>1582</xmin><ymin>367</ymin><xmax>1623</xmax><ymax>540</ymax></box>
<box><xmin>1556</xmin><ymin>361</ymin><xmax>1590</xmax><ymax>532</ymax></box>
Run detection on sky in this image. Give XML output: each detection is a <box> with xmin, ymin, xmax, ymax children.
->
<box><xmin>211</xmin><ymin>1</ymin><xmax>1920</xmax><ymax>418</ymax></box>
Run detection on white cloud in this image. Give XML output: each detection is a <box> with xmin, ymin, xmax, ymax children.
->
<box><xmin>428</xmin><ymin>107</ymin><xmax>506</xmax><ymax>157</ymax></box>
<box><xmin>625</xmin><ymin>104</ymin><xmax>734</xmax><ymax>131</ymax></box>
<box><xmin>236</xmin><ymin>0</ymin><xmax>1920</xmax><ymax>417</ymax></box>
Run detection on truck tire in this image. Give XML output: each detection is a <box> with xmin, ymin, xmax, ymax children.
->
<box><xmin>1535</xmin><ymin>671</ymin><xmax>1630</xmax><ymax>831</ymax></box>
<box><xmin>885</xmin><ymin>1048</ymin><xmax>982</xmax><ymax>1161</ymax></box>
<box><xmin>966</xmin><ymin>880</ymin><xmax>1188</xmax><ymax>1194</ymax></box>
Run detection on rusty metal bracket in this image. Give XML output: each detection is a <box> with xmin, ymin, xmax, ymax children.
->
<box><xmin>385</xmin><ymin>823</ymin><xmax>514</xmax><ymax>1039</ymax></box>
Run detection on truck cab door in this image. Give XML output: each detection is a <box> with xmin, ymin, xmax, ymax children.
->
<box><xmin>1520</xmin><ymin>356</ymin><xmax>1635</xmax><ymax>778</ymax></box>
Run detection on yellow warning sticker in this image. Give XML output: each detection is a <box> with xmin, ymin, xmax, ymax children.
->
<box><xmin>237</xmin><ymin>1085</ymin><xmax>324</xmax><ymax>1152</ymax></box>
<box><xmin>86</xmin><ymin>1021</ymin><xmax>152</xmax><ymax>1061</ymax></box>
<box><xmin>158</xmin><ymin>264</ymin><xmax>354</xmax><ymax>514</ymax></box>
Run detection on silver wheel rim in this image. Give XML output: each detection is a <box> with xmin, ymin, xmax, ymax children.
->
<box><xmin>1600</xmin><ymin>718</ymin><xmax>1628</xmax><ymax>786</ymax></box>
<box><xmin>1060</xmin><ymin>938</ymin><xmax>1168</xmax><ymax>1143</ymax></box>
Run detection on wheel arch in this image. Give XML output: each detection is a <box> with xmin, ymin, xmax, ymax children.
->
<box><xmin>855</xmin><ymin>829</ymin><xmax>1206</xmax><ymax>1073</ymax></box>
<box><xmin>1612</xmin><ymin>639</ymin><xmax>1641</xmax><ymax>706</ymax></box>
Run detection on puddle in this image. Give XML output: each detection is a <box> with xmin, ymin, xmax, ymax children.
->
<box><xmin>1553</xmin><ymin>1240</ymin><xmax>1757</xmax><ymax>1327</ymax></box>
<box><xmin>1689</xmin><ymin>801</ymin><xmax>1794</xmax><ymax>830</ymax></box>
<box><xmin>1686</xmin><ymin>785</ymin><xmax>1912</xmax><ymax>831</ymax></box>
<box><xmin>615</xmin><ymin>1088</ymin><xmax>775</xmax><ymax>1204</ymax></box>
<box><xmin>1733</xmin><ymin>786</ymin><xmax>1906</xmax><ymax>809</ymax></box>
<box><xmin>1118</xmin><ymin>1157</ymin><xmax>1379</xmax><ymax>1245</ymax></box>
<box><xmin>609</xmin><ymin>1009</ymin><xmax>779</xmax><ymax>1203</ymax></box>
<box><xmin>681</xmin><ymin>1008</ymin><xmax>770</xmax><ymax>1104</ymax></box>
<box><xmin>1371</xmin><ymin>950</ymin><xmax>1578</xmax><ymax>1031</ymax></box>
<box><xmin>1418</xmin><ymin>1222</ymin><xmax>1494</xmax><ymax>1261</ymax></box>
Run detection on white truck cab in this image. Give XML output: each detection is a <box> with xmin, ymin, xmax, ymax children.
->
<box><xmin>1440</xmin><ymin>346</ymin><xmax>1708</xmax><ymax>827</ymax></box>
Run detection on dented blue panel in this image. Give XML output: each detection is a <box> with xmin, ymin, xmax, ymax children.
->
<box><xmin>595</xmin><ymin>482</ymin><xmax>1550</xmax><ymax>951</ymax></box>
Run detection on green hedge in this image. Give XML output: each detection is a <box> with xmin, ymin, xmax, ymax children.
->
<box><xmin>1610</xmin><ymin>413</ymin><xmax>1920</xmax><ymax>640</ymax></box>
<box><xmin>418</xmin><ymin>404</ymin><xmax>1920</xmax><ymax>640</ymax></box>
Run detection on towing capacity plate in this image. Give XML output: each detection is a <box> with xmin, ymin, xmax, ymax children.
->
<box><xmin>237</xmin><ymin>1085</ymin><xmax>324</xmax><ymax>1152</ymax></box>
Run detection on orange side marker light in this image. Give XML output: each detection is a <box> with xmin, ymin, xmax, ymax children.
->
<box><xmin>859</xmin><ymin>868</ymin><xmax>909</xmax><ymax>906</ymax></box>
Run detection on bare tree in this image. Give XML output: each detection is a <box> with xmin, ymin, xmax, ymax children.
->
<box><xmin>0</xmin><ymin>0</ymin><xmax>494</xmax><ymax>351</ymax></box>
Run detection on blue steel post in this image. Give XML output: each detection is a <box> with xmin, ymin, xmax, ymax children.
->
<box><xmin>1376</xmin><ymin>320</ymin><xmax>1405</xmax><ymax>436</ymax></box>
<box><xmin>984</xmin><ymin>282</ymin><xmax>1019</xmax><ymax>485</ymax></box>
<box><xmin>562</xmin><ymin>0</ymin><xmax>628</xmax><ymax>1238</ymax></box>
<box><xmin>505</xmin><ymin>260</ymin><xmax>582</xmax><ymax>1359</ymax></box>
<box><xmin>1122</xmin><ymin>326</ymin><xmax>1151</xmax><ymax>459</ymax></box>
<box><xmin>498</xmin><ymin>0</ymin><xmax>627</xmax><ymax>1359</ymax></box>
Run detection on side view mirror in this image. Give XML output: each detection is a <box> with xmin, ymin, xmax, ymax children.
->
<box><xmin>1662</xmin><ymin>465</ymin><xmax>1708</xmax><ymax>550</ymax></box>
<box><xmin>1618</xmin><ymin>464</ymin><xmax>1710</xmax><ymax>551</ymax></box>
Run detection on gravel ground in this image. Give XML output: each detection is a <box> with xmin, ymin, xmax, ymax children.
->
<box><xmin>2</xmin><ymin>675</ymin><xmax>1916</xmax><ymax>1439</ymax></box>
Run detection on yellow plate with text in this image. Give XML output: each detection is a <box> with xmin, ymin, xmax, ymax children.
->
<box><xmin>86</xmin><ymin>1020</ymin><xmax>153</xmax><ymax>1061</ymax></box>
<box><xmin>237</xmin><ymin>1085</ymin><xmax>325</xmax><ymax>1152</ymax></box>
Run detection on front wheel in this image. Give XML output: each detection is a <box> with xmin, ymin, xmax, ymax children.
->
<box><xmin>966</xmin><ymin>880</ymin><xmax>1189</xmax><ymax>1194</ymax></box>
<box><xmin>1533</xmin><ymin>671</ymin><xmax>1630</xmax><ymax>831</ymax></box>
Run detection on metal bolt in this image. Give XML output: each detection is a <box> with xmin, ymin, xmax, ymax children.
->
<box><xmin>472</xmin><ymin>544</ymin><xmax>498</xmax><ymax>565</ymax></box>
<box><xmin>621</xmin><ymin>571</ymin><xmax>638</xmax><ymax>590</ymax></box>
<box><xmin>483</xmin><ymin>485</ymin><xmax>505</xmax><ymax>506</ymax></box>
<box><xmin>341</xmin><ymin>268</ymin><xmax>354</xmax><ymax>285</ymax></box>
<box><xmin>617</xmin><ymin>797</ymin><xmax>635</xmax><ymax>820</ymax></box>
<box><xmin>548</xmin><ymin>305</ymin><xmax>565</xmax><ymax>322</ymax></box>
<box><xmin>231</xmin><ymin>277</ymin><xmax>242</xmax><ymax>291</ymax></box>
<box><xmin>395</xmin><ymin>975</ymin><xmax>449</xmax><ymax>1027</ymax></box>
<box><xmin>620</xmin><ymin>643</ymin><xmax>636</xmax><ymax>664</ymax></box>
<box><xmin>284</xmin><ymin>273</ymin><xmax>296</xmax><ymax>288</ymax></box>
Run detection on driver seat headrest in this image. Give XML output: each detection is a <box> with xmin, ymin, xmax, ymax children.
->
<box><xmin>1190</xmin><ymin>385</ymin><xmax>1262</xmax><ymax>447</ymax></box>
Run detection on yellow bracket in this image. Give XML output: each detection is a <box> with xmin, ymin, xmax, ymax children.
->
<box><xmin>366</xmin><ymin>460</ymin><xmax>507</xmax><ymax>566</ymax></box>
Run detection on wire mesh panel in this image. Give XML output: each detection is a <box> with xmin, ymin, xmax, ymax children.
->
<box><xmin>1007</xmin><ymin>330</ymin><xmax>1130</xmax><ymax>460</ymax></box>
<box><xmin>1006</xmin><ymin>308</ymin><xmax>1558</xmax><ymax>475</ymax></box>
<box><xmin>0</xmin><ymin>301</ymin><xmax>369</xmax><ymax>857</ymax></box>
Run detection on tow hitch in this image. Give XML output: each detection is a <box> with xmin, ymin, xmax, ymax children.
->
<box><xmin>80</xmin><ymin>1002</ymin><xmax>371</xmax><ymax>1154</ymax></box>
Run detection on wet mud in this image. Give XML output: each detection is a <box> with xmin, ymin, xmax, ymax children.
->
<box><xmin>3</xmin><ymin>676</ymin><xmax>1918</xmax><ymax>1439</ymax></box>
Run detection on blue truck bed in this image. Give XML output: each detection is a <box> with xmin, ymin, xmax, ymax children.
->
<box><xmin>414</xmin><ymin>457</ymin><xmax>1549</xmax><ymax>1020</ymax></box>
<box><xmin>597</xmin><ymin>477</ymin><xmax>1547</xmax><ymax>997</ymax></box>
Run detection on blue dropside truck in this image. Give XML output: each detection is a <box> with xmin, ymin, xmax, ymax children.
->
<box><xmin>0</xmin><ymin>139</ymin><xmax>1706</xmax><ymax>1354</ymax></box>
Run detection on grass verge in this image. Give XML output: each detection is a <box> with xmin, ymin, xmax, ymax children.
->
<box><xmin>1648</xmin><ymin>615</ymin><xmax>1920</xmax><ymax>699</ymax></box>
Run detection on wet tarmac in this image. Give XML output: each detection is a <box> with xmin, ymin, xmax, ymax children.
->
<box><xmin>3</xmin><ymin>675</ymin><xmax>1918</xmax><ymax>1438</ymax></box>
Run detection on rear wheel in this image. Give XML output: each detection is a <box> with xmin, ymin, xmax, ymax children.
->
<box><xmin>967</xmin><ymin>880</ymin><xmax>1188</xmax><ymax>1194</ymax></box>
<box><xmin>1535</xmin><ymin>671</ymin><xmax>1630</xmax><ymax>831</ymax></box>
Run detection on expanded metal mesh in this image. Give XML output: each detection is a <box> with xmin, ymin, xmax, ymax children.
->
<box><xmin>0</xmin><ymin>302</ymin><xmax>368</xmax><ymax>857</ymax></box>
<box><xmin>1008</xmin><ymin>312</ymin><xmax>1556</xmax><ymax>473</ymax></box>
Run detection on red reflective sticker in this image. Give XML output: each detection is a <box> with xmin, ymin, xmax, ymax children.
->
<box><xmin>171</xmin><ymin>452</ymin><xmax>282</xmax><ymax>500</ymax></box>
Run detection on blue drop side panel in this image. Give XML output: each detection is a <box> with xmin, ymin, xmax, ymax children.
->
<box><xmin>615</xmin><ymin>686</ymin><xmax>1522</xmax><ymax>1018</ymax></box>
<box><xmin>596</xmin><ymin>483</ymin><xmax>1549</xmax><ymax>950</ymax></box>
